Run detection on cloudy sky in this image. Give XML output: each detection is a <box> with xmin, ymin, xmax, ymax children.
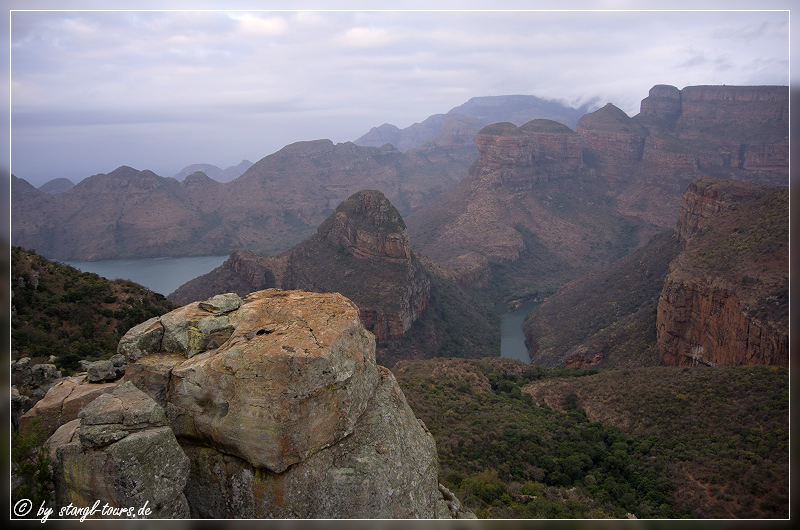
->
<box><xmin>5</xmin><ymin>1</ymin><xmax>793</xmax><ymax>187</ymax></box>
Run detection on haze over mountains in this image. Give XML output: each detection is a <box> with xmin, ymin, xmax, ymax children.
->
<box><xmin>10</xmin><ymin>85</ymin><xmax>790</xmax><ymax>520</ymax></box>
<box><xmin>354</xmin><ymin>94</ymin><xmax>589</xmax><ymax>152</ymax></box>
<box><xmin>11</xmin><ymin>86</ymin><xmax>788</xmax><ymax>267</ymax></box>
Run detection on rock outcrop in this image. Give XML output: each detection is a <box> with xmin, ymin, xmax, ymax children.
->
<box><xmin>50</xmin><ymin>381</ymin><xmax>190</xmax><ymax>518</ymax></box>
<box><xmin>576</xmin><ymin>103</ymin><xmax>648</xmax><ymax>165</ymax></box>
<box><xmin>28</xmin><ymin>289</ymin><xmax>466</xmax><ymax>518</ymax></box>
<box><xmin>522</xmin><ymin>176</ymin><xmax>787</xmax><ymax>370</ymax></box>
<box><xmin>18</xmin><ymin>374</ymin><xmax>119</xmax><ymax>439</ymax></box>
<box><xmin>170</xmin><ymin>191</ymin><xmax>430</xmax><ymax>345</ymax></box>
<box><xmin>407</xmin><ymin>84</ymin><xmax>788</xmax><ymax>298</ymax></box>
<box><xmin>114</xmin><ymin>289</ymin><xmax>453</xmax><ymax>518</ymax></box>
<box><xmin>655</xmin><ymin>177</ymin><xmax>788</xmax><ymax>367</ymax></box>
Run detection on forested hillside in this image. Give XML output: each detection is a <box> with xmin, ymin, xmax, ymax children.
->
<box><xmin>10</xmin><ymin>246</ymin><xmax>178</xmax><ymax>373</ymax></box>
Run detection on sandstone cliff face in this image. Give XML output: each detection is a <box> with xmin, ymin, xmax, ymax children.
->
<box><xmin>656</xmin><ymin>278</ymin><xmax>788</xmax><ymax>367</ymax></box>
<box><xmin>655</xmin><ymin>177</ymin><xmax>788</xmax><ymax>367</ymax></box>
<box><xmin>640</xmin><ymin>85</ymin><xmax>789</xmax><ymax>182</ymax></box>
<box><xmin>319</xmin><ymin>189</ymin><xmax>412</xmax><ymax>262</ymax></box>
<box><xmin>678</xmin><ymin>85</ymin><xmax>789</xmax><ymax>123</ymax></box>
<box><xmin>576</xmin><ymin>103</ymin><xmax>647</xmax><ymax>165</ymax></box>
<box><xmin>170</xmin><ymin>190</ymin><xmax>430</xmax><ymax>345</ymax></box>
<box><xmin>475</xmin><ymin>119</ymin><xmax>583</xmax><ymax>187</ymax></box>
<box><xmin>408</xmin><ymin>84</ymin><xmax>788</xmax><ymax>298</ymax></box>
<box><xmin>673</xmin><ymin>177</ymin><xmax>769</xmax><ymax>245</ymax></box>
<box><xmin>638</xmin><ymin>84</ymin><xmax>682</xmax><ymax>120</ymax></box>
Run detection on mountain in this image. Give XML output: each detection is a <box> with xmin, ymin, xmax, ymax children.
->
<box><xmin>355</xmin><ymin>95</ymin><xmax>589</xmax><ymax>152</ymax></box>
<box><xmin>448</xmin><ymin>94</ymin><xmax>590</xmax><ymax>130</ymax></box>
<box><xmin>169</xmin><ymin>189</ymin><xmax>499</xmax><ymax>367</ymax></box>
<box><xmin>405</xmin><ymin>85</ymin><xmax>789</xmax><ymax>304</ymax></box>
<box><xmin>11</xmin><ymin>138</ymin><xmax>475</xmax><ymax>261</ymax></box>
<box><xmin>522</xmin><ymin>176</ymin><xmax>788</xmax><ymax>369</ymax></box>
<box><xmin>37</xmin><ymin>178</ymin><xmax>75</xmax><ymax>194</ymax></box>
<box><xmin>355</xmin><ymin>114</ymin><xmax>447</xmax><ymax>151</ymax></box>
<box><xmin>171</xmin><ymin>159</ymin><xmax>253</xmax><ymax>183</ymax></box>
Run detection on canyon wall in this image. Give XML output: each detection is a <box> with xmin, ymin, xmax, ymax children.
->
<box><xmin>655</xmin><ymin>177</ymin><xmax>788</xmax><ymax>367</ymax></box>
<box><xmin>170</xmin><ymin>190</ymin><xmax>430</xmax><ymax>345</ymax></box>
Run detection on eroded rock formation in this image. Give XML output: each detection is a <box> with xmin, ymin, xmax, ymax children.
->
<box><xmin>118</xmin><ymin>289</ymin><xmax>454</xmax><ymax>518</ymax></box>
<box><xmin>33</xmin><ymin>289</ymin><xmax>467</xmax><ymax>518</ymax></box>
<box><xmin>656</xmin><ymin>177</ymin><xmax>788</xmax><ymax>367</ymax></box>
<box><xmin>50</xmin><ymin>381</ymin><xmax>190</xmax><ymax>518</ymax></box>
<box><xmin>170</xmin><ymin>191</ymin><xmax>430</xmax><ymax>345</ymax></box>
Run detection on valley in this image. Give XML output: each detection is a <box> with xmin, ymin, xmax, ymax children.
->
<box><xmin>9</xmin><ymin>85</ymin><xmax>789</xmax><ymax>520</ymax></box>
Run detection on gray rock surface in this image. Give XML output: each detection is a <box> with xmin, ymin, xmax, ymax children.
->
<box><xmin>51</xmin><ymin>382</ymin><xmax>190</xmax><ymax>518</ymax></box>
<box><xmin>182</xmin><ymin>366</ymin><xmax>440</xmax><ymax>518</ymax></box>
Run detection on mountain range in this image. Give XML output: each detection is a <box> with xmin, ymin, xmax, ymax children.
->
<box><xmin>355</xmin><ymin>94</ymin><xmax>589</xmax><ymax>152</ymax></box>
<box><xmin>10</xmin><ymin>85</ymin><xmax>790</xmax><ymax>520</ymax></box>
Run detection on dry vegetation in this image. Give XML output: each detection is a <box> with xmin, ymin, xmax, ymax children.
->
<box><xmin>10</xmin><ymin>246</ymin><xmax>178</xmax><ymax>373</ymax></box>
<box><xmin>395</xmin><ymin>359</ymin><xmax>788</xmax><ymax>519</ymax></box>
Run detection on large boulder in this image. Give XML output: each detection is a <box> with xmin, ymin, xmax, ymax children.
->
<box><xmin>116</xmin><ymin>288</ymin><xmax>456</xmax><ymax>518</ymax></box>
<box><xmin>121</xmin><ymin>289</ymin><xmax>380</xmax><ymax>473</ymax></box>
<box><xmin>50</xmin><ymin>381</ymin><xmax>190</xmax><ymax>518</ymax></box>
<box><xmin>182</xmin><ymin>367</ymin><xmax>440</xmax><ymax>518</ymax></box>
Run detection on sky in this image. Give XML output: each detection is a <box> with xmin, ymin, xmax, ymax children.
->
<box><xmin>4</xmin><ymin>1</ymin><xmax>794</xmax><ymax>188</ymax></box>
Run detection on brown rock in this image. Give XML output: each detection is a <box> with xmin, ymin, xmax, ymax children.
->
<box><xmin>656</xmin><ymin>177</ymin><xmax>788</xmax><ymax>367</ymax></box>
<box><xmin>170</xmin><ymin>191</ymin><xmax>431</xmax><ymax>344</ymax></box>
<box><xmin>18</xmin><ymin>375</ymin><xmax>119</xmax><ymax>438</ymax></box>
<box><xmin>123</xmin><ymin>289</ymin><xmax>380</xmax><ymax>473</ymax></box>
<box><xmin>181</xmin><ymin>367</ymin><xmax>442</xmax><ymax>518</ymax></box>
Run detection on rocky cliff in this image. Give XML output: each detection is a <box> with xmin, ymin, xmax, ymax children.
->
<box><xmin>170</xmin><ymin>190</ymin><xmax>430</xmax><ymax>346</ymax></box>
<box><xmin>407</xmin><ymin>116</ymin><xmax>649</xmax><ymax>299</ymax></box>
<box><xmin>169</xmin><ymin>190</ymin><xmax>499</xmax><ymax>365</ymax></box>
<box><xmin>39</xmin><ymin>290</ymin><xmax>470</xmax><ymax>518</ymax></box>
<box><xmin>656</xmin><ymin>177</ymin><xmax>788</xmax><ymax>367</ymax></box>
<box><xmin>522</xmin><ymin>175</ymin><xmax>787</xmax><ymax>369</ymax></box>
<box><xmin>11</xmin><ymin>137</ymin><xmax>473</xmax><ymax>260</ymax></box>
<box><xmin>407</xmin><ymin>84</ymin><xmax>788</xmax><ymax>300</ymax></box>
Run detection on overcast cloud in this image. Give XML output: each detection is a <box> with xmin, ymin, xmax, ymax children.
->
<box><xmin>7</xmin><ymin>3</ymin><xmax>792</xmax><ymax>187</ymax></box>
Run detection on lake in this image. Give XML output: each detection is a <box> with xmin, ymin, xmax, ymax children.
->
<box><xmin>499</xmin><ymin>301</ymin><xmax>540</xmax><ymax>363</ymax></box>
<box><xmin>61</xmin><ymin>255</ymin><xmax>229</xmax><ymax>296</ymax></box>
<box><xmin>61</xmin><ymin>254</ymin><xmax>538</xmax><ymax>360</ymax></box>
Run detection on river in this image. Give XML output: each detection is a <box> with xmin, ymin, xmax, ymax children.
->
<box><xmin>62</xmin><ymin>255</ymin><xmax>538</xmax><ymax>360</ymax></box>
<box><xmin>498</xmin><ymin>301</ymin><xmax>540</xmax><ymax>363</ymax></box>
<box><xmin>61</xmin><ymin>255</ymin><xmax>229</xmax><ymax>297</ymax></box>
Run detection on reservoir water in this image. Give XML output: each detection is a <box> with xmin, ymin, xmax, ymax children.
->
<box><xmin>61</xmin><ymin>255</ymin><xmax>229</xmax><ymax>297</ymax></box>
<box><xmin>61</xmin><ymin>254</ymin><xmax>538</xmax><ymax>361</ymax></box>
<box><xmin>499</xmin><ymin>301</ymin><xmax>540</xmax><ymax>363</ymax></box>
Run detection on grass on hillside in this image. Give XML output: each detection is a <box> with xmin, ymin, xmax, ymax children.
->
<box><xmin>523</xmin><ymin>230</ymin><xmax>681</xmax><ymax>368</ymax></box>
<box><xmin>11</xmin><ymin>246</ymin><xmax>178</xmax><ymax>374</ymax></box>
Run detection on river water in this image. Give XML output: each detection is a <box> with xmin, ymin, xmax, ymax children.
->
<box><xmin>61</xmin><ymin>255</ymin><xmax>229</xmax><ymax>297</ymax></box>
<box><xmin>62</xmin><ymin>255</ymin><xmax>537</xmax><ymax>359</ymax></box>
<box><xmin>498</xmin><ymin>301</ymin><xmax>540</xmax><ymax>363</ymax></box>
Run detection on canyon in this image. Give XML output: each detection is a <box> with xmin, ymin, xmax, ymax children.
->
<box><xmin>9</xmin><ymin>84</ymin><xmax>790</xmax><ymax>521</ymax></box>
<box><xmin>169</xmin><ymin>189</ymin><xmax>499</xmax><ymax>367</ymax></box>
<box><xmin>407</xmin><ymin>85</ymin><xmax>788</xmax><ymax>299</ymax></box>
<box><xmin>523</xmin><ymin>176</ymin><xmax>788</xmax><ymax>369</ymax></box>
